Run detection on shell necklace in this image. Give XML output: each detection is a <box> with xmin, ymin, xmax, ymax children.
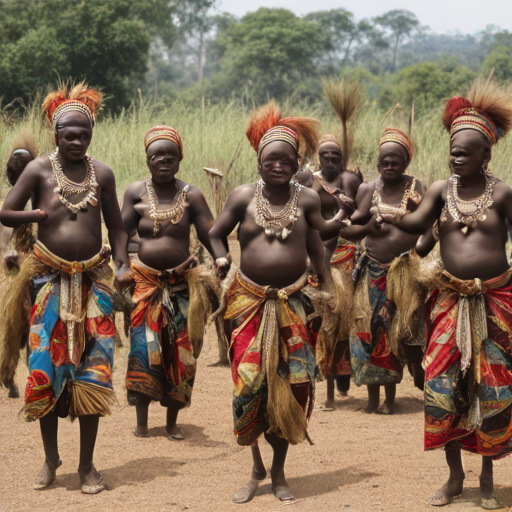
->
<box><xmin>254</xmin><ymin>179</ymin><xmax>301</xmax><ymax>240</ymax></box>
<box><xmin>145</xmin><ymin>179</ymin><xmax>189</xmax><ymax>236</ymax></box>
<box><xmin>373</xmin><ymin>177</ymin><xmax>419</xmax><ymax>217</ymax></box>
<box><xmin>440</xmin><ymin>173</ymin><xmax>495</xmax><ymax>234</ymax></box>
<box><xmin>49</xmin><ymin>149</ymin><xmax>98</xmax><ymax>214</ymax></box>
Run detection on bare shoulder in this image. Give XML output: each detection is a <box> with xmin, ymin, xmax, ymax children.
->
<box><xmin>427</xmin><ymin>179</ymin><xmax>448</xmax><ymax>195</ymax></box>
<box><xmin>24</xmin><ymin>154</ymin><xmax>51</xmax><ymax>177</ymax></box>
<box><xmin>227</xmin><ymin>183</ymin><xmax>257</xmax><ymax>205</ymax></box>
<box><xmin>299</xmin><ymin>185</ymin><xmax>321</xmax><ymax>208</ymax></box>
<box><xmin>124</xmin><ymin>180</ymin><xmax>147</xmax><ymax>201</ymax></box>
<box><xmin>182</xmin><ymin>182</ymin><xmax>207</xmax><ymax>201</ymax></box>
<box><xmin>344</xmin><ymin>170</ymin><xmax>362</xmax><ymax>187</ymax></box>
<box><xmin>493</xmin><ymin>178</ymin><xmax>512</xmax><ymax>201</ymax></box>
<box><xmin>92</xmin><ymin>158</ymin><xmax>115</xmax><ymax>185</ymax></box>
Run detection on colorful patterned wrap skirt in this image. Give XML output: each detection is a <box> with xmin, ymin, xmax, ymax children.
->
<box><xmin>350</xmin><ymin>253</ymin><xmax>403</xmax><ymax>386</ymax></box>
<box><xmin>224</xmin><ymin>270</ymin><xmax>318</xmax><ymax>446</ymax></box>
<box><xmin>22</xmin><ymin>242</ymin><xmax>115</xmax><ymax>421</ymax></box>
<box><xmin>424</xmin><ymin>269</ymin><xmax>512</xmax><ymax>459</ymax></box>
<box><xmin>125</xmin><ymin>256</ymin><xmax>197</xmax><ymax>407</ymax></box>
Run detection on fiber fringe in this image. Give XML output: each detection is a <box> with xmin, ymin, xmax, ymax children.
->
<box><xmin>69</xmin><ymin>381</ymin><xmax>115</xmax><ymax>418</ymax></box>
<box><xmin>0</xmin><ymin>255</ymin><xmax>46</xmax><ymax>385</ymax></box>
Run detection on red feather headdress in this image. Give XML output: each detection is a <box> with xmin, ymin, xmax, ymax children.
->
<box><xmin>42</xmin><ymin>82</ymin><xmax>103</xmax><ymax>129</ymax></box>
<box><xmin>246</xmin><ymin>102</ymin><xmax>320</xmax><ymax>161</ymax></box>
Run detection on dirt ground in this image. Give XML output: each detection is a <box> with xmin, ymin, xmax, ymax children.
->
<box><xmin>1</xmin><ymin>241</ymin><xmax>511</xmax><ymax>512</ymax></box>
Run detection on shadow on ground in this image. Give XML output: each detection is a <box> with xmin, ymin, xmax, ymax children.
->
<box><xmin>147</xmin><ymin>423</ymin><xmax>228</xmax><ymax>448</ymax></box>
<box><xmin>56</xmin><ymin>456</ymin><xmax>184</xmax><ymax>491</ymax></box>
<box><xmin>456</xmin><ymin>486</ymin><xmax>512</xmax><ymax>509</ymax></box>
<box><xmin>255</xmin><ymin>466</ymin><xmax>379</xmax><ymax>500</ymax></box>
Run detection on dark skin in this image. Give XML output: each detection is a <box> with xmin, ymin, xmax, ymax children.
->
<box><xmin>382</xmin><ymin>129</ymin><xmax>512</xmax><ymax>506</ymax></box>
<box><xmin>122</xmin><ymin>138</ymin><xmax>215</xmax><ymax>439</ymax></box>
<box><xmin>0</xmin><ymin>111</ymin><xmax>131</xmax><ymax>490</ymax></box>
<box><xmin>209</xmin><ymin>140</ymin><xmax>344</xmax><ymax>503</ymax></box>
<box><xmin>310</xmin><ymin>141</ymin><xmax>361</xmax><ymax>409</ymax></box>
<box><xmin>340</xmin><ymin>142</ymin><xmax>424</xmax><ymax>414</ymax></box>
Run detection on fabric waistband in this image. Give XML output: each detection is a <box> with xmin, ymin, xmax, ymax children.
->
<box><xmin>236</xmin><ymin>269</ymin><xmax>309</xmax><ymax>301</ymax></box>
<box><xmin>130</xmin><ymin>254</ymin><xmax>197</xmax><ymax>278</ymax></box>
<box><xmin>437</xmin><ymin>268</ymin><xmax>512</xmax><ymax>295</ymax></box>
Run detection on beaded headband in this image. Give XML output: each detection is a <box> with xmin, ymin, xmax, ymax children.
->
<box><xmin>258</xmin><ymin>126</ymin><xmax>299</xmax><ymax>158</ymax></box>
<box><xmin>52</xmin><ymin>100</ymin><xmax>95</xmax><ymax>129</ymax></box>
<box><xmin>318</xmin><ymin>133</ymin><xmax>342</xmax><ymax>153</ymax></box>
<box><xmin>144</xmin><ymin>126</ymin><xmax>184</xmax><ymax>160</ymax></box>
<box><xmin>379</xmin><ymin>127</ymin><xmax>413</xmax><ymax>161</ymax></box>
<box><xmin>450</xmin><ymin>107</ymin><xmax>498</xmax><ymax>145</ymax></box>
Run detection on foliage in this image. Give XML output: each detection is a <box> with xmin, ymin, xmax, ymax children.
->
<box><xmin>0</xmin><ymin>0</ymin><xmax>175</xmax><ymax>110</ymax></box>
<box><xmin>481</xmin><ymin>45</ymin><xmax>512</xmax><ymax>82</ymax></box>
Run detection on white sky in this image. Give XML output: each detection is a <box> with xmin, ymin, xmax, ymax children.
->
<box><xmin>218</xmin><ymin>0</ymin><xmax>512</xmax><ymax>35</ymax></box>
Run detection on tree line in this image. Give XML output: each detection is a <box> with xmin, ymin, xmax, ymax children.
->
<box><xmin>1</xmin><ymin>0</ymin><xmax>511</xmax><ymax>113</ymax></box>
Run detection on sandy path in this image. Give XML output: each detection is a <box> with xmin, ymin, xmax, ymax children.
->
<box><xmin>1</xmin><ymin>241</ymin><xmax>511</xmax><ymax>512</ymax></box>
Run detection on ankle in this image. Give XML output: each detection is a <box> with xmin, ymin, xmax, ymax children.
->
<box><xmin>78</xmin><ymin>463</ymin><xmax>93</xmax><ymax>475</ymax></box>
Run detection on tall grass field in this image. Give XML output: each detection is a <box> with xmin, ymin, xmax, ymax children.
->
<box><xmin>1</xmin><ymin>98</ymin><xmax>511</xmax><ymax>206</ymax></box>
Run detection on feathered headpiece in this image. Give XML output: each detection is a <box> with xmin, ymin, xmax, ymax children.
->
<box><xmin>42</xmin><ymin>82</ymin><xmax>103</xmax><ymax>129</ymax></box>
<box><xmin>246</xmin><ymin>101</ymin><xmax>320</xmax><ymax>162</ymax></box>
<box><xmin>379</xmin><ymin>127</ymin><xmax>413</xmax><ymax>162</ymax></box>
<box><xmin>442</xmin><ymin>80</ymin><xmax>512</xmax><ymax>146</ymax></box>
<box><xmin>144</xmin><ymin>125</ymin><xmax>184</xmax><ymax>160</ymax></box>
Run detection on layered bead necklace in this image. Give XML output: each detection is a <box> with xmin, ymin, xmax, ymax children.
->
<box><xmin>49</xmin><ymin>149</ymin><xmax>98</xmax><ymax>214</ymax></box>
<box><xmin>254</xmin><ymin>179</ymin><xmax>301</xmax><ymax>240</ymax></box>
<box><xmin>145</xmin><ymin>179</ymin><xmax>189</xmax><ymax>236</ymax></box>
<box><xmin>372</xmin><ymin>177</ymin><xmax>419</xmax><ymax>218</ymax></box>
<box><xmin>440</xmin><ymin>173</ymin><xmax>495</xmax><ymax>234</ymax></box>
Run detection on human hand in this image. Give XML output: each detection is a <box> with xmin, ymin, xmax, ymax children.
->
<box><xmin>215</xmin><ymin>254</ymin><xmax>232</xmax><ymax>280</ymax></box>
<box><xmin>114</xmin><ymin>263</ymin><xmax>134</xmax><ymax>291</ymax></box>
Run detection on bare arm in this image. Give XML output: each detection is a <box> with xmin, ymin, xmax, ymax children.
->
<box><xmin>188</xmin><ymin>186</ymin><xmax>215</xmax><ymax>258</ymax></box>
<box><xmin>301</xmin><ymin>188</ymin><xmax>347</xmax><ymax>240</ymax></box>
<box><xmin>209</xmin><ymin>185</ymin><xmax>251</xmax><ymax>260</ymax></box>
<box><xmin>121</xmin><ymin>182</ymin><xmax>143</xmax><ymax>241</ymax></box>
<box><xmin>306</xmin><ymin>228</ymin><xmax>327</xmax><ymax>284</ymax></box>
<box><xmin>416</xmin><ymin>227</ymin><xmax>437</xmax><ymax>258</ymax></box>
<box><xmin>391</xmin><ymin>180</ymin><xmax>446</xmax><ymax>234</ymax></box>
<box><xmin>350</xmin><ymin>182</ymin><xmax>373</xmax><ymax>225</ymax></box>
<box><xmin>0</xmin><ymin>162</ymin><xmax>46</xmax><ymax>227</ymax></box>
<box><xmin>99</xmin><ymin>164</ymin><xmax>130</xmax><ymax>269</ymax></box>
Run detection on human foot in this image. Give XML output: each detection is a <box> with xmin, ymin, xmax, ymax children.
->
<box><xmin>272</xmin><ymin>485</ymin><xmax>294</xmax><ymax>502</ymax></box>
<box><xmin>377</xmin><ymin>402</ymin><xmax>395</xmax><ymax>415</ymax></box>
<box><xmin>133</xmin><ymin>425</ymin><xmax>149</xmax><ymax>438</ymax></box>
<box><xmin>364</xmin><ymin>402</ymin><xmax>379</xmax><ymax>413</ymax></box>
<box><xmin>33</xmin><ymin>459</ymin><xmax>62</xmax><ymax>491</ymax></box>
<box><xmin>166</xmin><ymin>424</ymin><xmax>185</xmax><ymax>441</ymax></box>
<box><xmin>426</xmin><ymin>480</ymin><xmax>464</xmax><ymax>506</ymax></box>
<box><xmin>481</xmin><ymin>494</ymin><xmax>504</xmax><ymax>510</ymax></box>
<box><xmin>324</xmin><ymin>398</ymin><xmax>336</xmax><ymax>410</ymax></box>
<box><xmin>78</xmin><ymin>464</ymin><xmax>105</xmax><ymax>494</ymax></box>
<box><xmin>232</xmin><ymin>469</ymin><xmax>266</xmax><ymax>504</ymax></box>
<box><xmin>480</xmin><ymin>475</ymin><xmax>503</xmax><ymax>510</ymax></box>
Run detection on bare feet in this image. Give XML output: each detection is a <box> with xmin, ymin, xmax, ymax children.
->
<box><xmin>364</xmin><ymin>402</ymin><xmax>379</xmax><ymax>414</ymax></box>
<box><xmin>481</xmin><ymin>495</ymin><xmax>504</xmax><ymax>510</ymax></box>
<box><xmin>426</xmin><ymin>479</ymin><xmax>464</xmax><ymax>506</ymax></box>
<box><xmin>78</xmin><ymin>464</ymin><xmax>105</xmax><ymax>495</ymax></box>
<box><xmin>324</xmin><ymin>398</ymin><xmax>336</xmax><ymax>410</ymax></box>
<box><xmin>133</xmin><ymin>425</ymin><xmax>149</xmax><ymax>438</ymax></box>
<box><xmin>338</xmin><ymin>390</ymin><xmax>349</xmax><ymax>398</ymax></box>
<box><xmin>166</xmin><ymin>424</ymin><xmax>185</xmax><ymax>441</ymax></box>
<box><xmin>33</xmin><ymin>459</ymin><xmax>62</xmax><ymax>491</ymax></box>
<box><xmin>271</xmin><ymin>470</ymin><xmax>294</xmax><ymax>502</ymax></box>
<box><xmin>481</xmin><ymin>474</ymin><xmax>503</xmax><ymax>510</ymax></box>
<box><xmin>377</xmin><ymin>402</ymin><xmax>395</xmax><ymax>415</ymax></box>
<box><xmin>232</xmin><ymin>468</ymin><xmax>266</xmax><ymax>504</ymax></box>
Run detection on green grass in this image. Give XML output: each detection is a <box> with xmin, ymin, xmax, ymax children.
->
<box><xmin>1</xmin><ymin>98</ymin><xmax>511</xmax><ymax>206</ymax></box>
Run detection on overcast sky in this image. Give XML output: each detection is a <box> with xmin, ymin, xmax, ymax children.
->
<box><xmin>219</xmin><ymin>0</ymin><xmax>512</xmax><ymax>35</ymax></box>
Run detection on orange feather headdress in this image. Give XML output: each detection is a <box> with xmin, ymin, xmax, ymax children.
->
<box><xmin>42</xmin><ymin>82</ymin><xmax>103</xmax><ymax>129</ymax></box>
<box><xmin>246</xmin><ymin>102</ymin><xmax>320</xmax><ymax>162</ymax></box>
<box><xmin>442</xmin><ymin>80</ymin><xmax>512</xmax><ymax>146</ymax></box>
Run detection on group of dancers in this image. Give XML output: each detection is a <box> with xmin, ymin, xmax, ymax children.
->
<box><xmin>1</xmin><ymin>78</ymin><xmax>512</xmax><ymax>509</ymax></box>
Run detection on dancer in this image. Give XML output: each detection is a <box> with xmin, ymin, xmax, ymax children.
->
<box><xmin>339</xmin><ymin>128</ymin><xmax>425</xmax><ymax>414</ymax></box>
<box><xmin>209</xmin><ymin>103</ymin><xmax>350</xmax><ymax>504</ymax></box>
<box><xmin>379</xmin><ymin>82</ymin><xmax>512</xmax><ymax>509</ymax></box>
<box><xmin>123</xmin><ymin>126</ymin><xmax>219</xmax><ymax>440</ymax></box>
<box><xmin>311</xmin><ymin>134</ymin><xmax>361</xmax><ymax>409</ymax></box>
<box><xmin>0</xmin><ymin>83</ymin><xmax>132</xmax><ymax>494</ymax></box>
<box><xmin>0</xmin><ymin>131</ymin><xmax>39</xmax><ymax>399</ymax></box>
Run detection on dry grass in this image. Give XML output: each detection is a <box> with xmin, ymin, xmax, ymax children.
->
<box><xmin>1</xmin><ymin>99</ymin><xmax>511</xmax><ymax>205</ymax></box>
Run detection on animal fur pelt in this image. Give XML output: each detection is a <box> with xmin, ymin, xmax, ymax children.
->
<box><xmin>0</xmin><ymin>255</ymin><xmax>46</xmax><ymax>385</ymax></box>
<box><xmin>185</xmin><ymin>264</ymin><xmax>221</xmax><ymax>359</ymax></box>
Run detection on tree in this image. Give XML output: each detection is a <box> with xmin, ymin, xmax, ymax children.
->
<box><xmin>305</xmin><ymin>9</ymin><xmax>357</xmax><ymax>69</ymax></box>
<box><xmin>374</xmin><ymin>10</ymin><xmax>420</xmax><ymax>71</ymax></box>
<box><xmin>0</xmin><ymin>0</ymin><xmax>176</xmax><ymax>110</ymax></box>
<box><xmin>481</xmin><ymin>45</ymin><xmax>512</xmax><ymax>82</ymax></box>
<box><xmin>208</xmin><ymin>8</ymin><xmax>329</xmax><ymax>103</ymax></box>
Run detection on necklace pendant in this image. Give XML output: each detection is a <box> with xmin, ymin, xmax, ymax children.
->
<box><xmin>265</xmin><ymin>227</ymin><xmax>274</xmax><ymax>237</ymax></box>
<box><xmin>281</xmin><ymin>227</ymin><xmax>291</xmax><ymax>239</ymax></box>
<box><xmin>461</xmin><ymin>225</ymin><xmax>468</xmax><ymax>234</ymax></box>
<box><xmin>89</xmin><ymin>195</ymin><xmax>98</xmax><ymax>207</ymax></box>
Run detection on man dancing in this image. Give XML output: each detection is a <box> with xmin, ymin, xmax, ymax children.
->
<box><xmin>209</xmin><ymin>103</ymin><xmax>350</xmax><ymax>503</ymax></box>
<box><xmin>0</xmin><ymin>84</ymin><xmax>131</xmax><ymax>494</ymax></box>
<box><xmin>122</xmin><ymin>126</ymin><xmax>218</xmax><ymax>441</ymax></box>
<box><xmin>311</xmin><ymin>134</ymin><xmax>361</xmax><ymax>408</ymax></box>
<box><xmin>339</xmin><ymin>128</ymin><xmax>425</xmax><ymax>414</ymax></box>
<box><xmin>380</xmin><ymin>82</ymin><xmax>512</xmax><ymax>509</ymax></box>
